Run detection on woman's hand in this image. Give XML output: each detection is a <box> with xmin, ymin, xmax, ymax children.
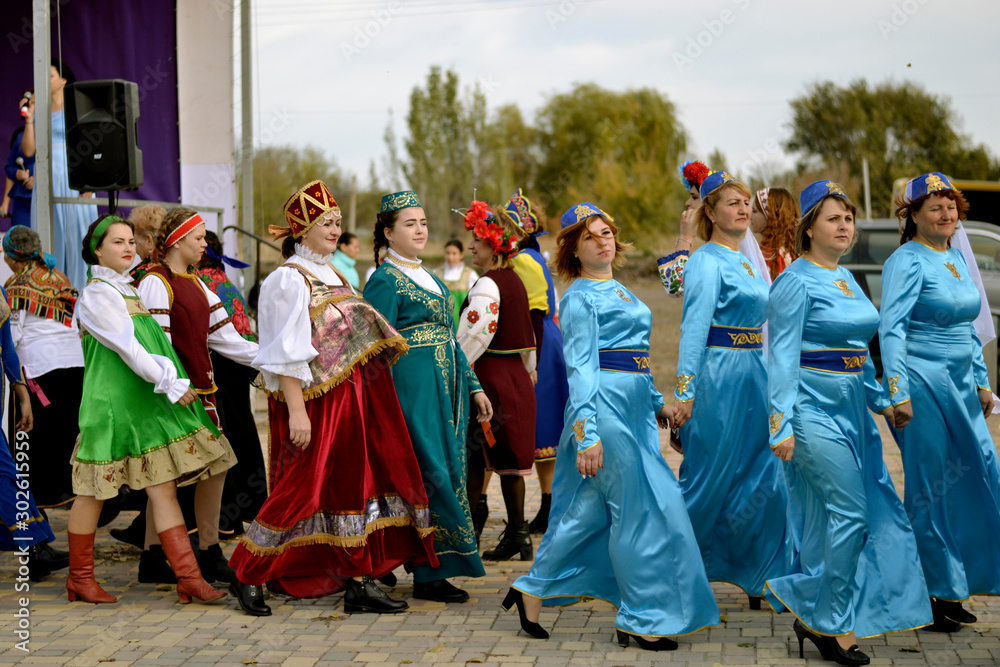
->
<box><xmin>772</xmin><ymin>436</ymin><xmax>794</xmax><ymax>462</ymax></box>
<box><xmin>472</xmin><ymin>391</ymin><xmax>493</xmax><ymax>423</ymax></box>
<box><xmin>529</xmin><ymin>370</ymin><xmax>538</xmax><ymax>386</ymax></box>
<box><xmin>577</xmin><ymin>441</ymin><xmax>603</xmax><ymax>478</ymax></box>
<box><xmin>880</xmin><ymin>405</ymin><xmax>895</xmax><ymax>426</ymax></box>
<box><xmin>177</xmin><ymin>387</ymin><xmax>198</xmax><ymax>407</ymax></box>
<box><xmin>287</xmin><ymin>407</ymin><xmax>312</xmax><ymax>449</ymax></box>
<box><xmin>655</xmin><ymin>405</ymin><xmax>672</xmax><ymax>430</ymax></box>
<box><xmin>679</xmin><ymin>209</ymin><xmax>697</xmax><ymax>244</ymax></box>
<box><xmin>672</xmin><ymin>399</ymin><xmax>693</xmax><ymax>428</ymax></box>
<box><xmin>13</xmin><ymin>385</ymin><xmax>32</xmax><ymax>433</ymax></box>
<box><xmin>893</xmin><ymin>401</ymin><xmax>913</xmax><ymax>429</ymax></box>
<box><xmin>979</xmin><ymin>389</ymin><xmax>995</xmax><ymax>418</ymax></box>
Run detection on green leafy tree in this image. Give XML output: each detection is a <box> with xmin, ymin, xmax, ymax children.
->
<box><xmin>534</xmin><ymin>84</ymin><xmax>688</xmax><ymax>245</ymax></box>
<box><xmin>787</xmin><ymin>79</ymin><xmax>1000</xmax><ymax>216</ymax></box>
<box><xmin>249</xmin><ymin>145</ymin><xmax>347</xmax><ymax>237</ymax></box>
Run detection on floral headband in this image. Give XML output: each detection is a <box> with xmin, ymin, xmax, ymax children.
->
<box><xmin>463</xmin><ymin>200</ymin><xmax>519</xmax><ymax>259</ymax></box>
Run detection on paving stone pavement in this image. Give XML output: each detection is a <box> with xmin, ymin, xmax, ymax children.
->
<box><xmin>1</xmin><ymin>405</ymin><xmax>997</xmax><ymax>666</ymax></box>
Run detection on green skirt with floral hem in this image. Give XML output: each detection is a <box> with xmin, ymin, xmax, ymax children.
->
<box><xmin>73</xmin><ymin>312</ymin><xmax>234</xmax><ymax>500</ymax></box>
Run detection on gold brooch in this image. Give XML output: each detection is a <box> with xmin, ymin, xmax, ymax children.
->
<box><xmin>768</xmin><ymin>411</ymin><xmax>784</xmax><ymax>435</ymax></box>
<box><xmin>740</xmin><ymin>261</ymin><xmax>755</xmax><ymax>278</ymax></box>
<box><xmin>944</xmin><ymin>262</ymin><xmax>961</xmax><ymax>280</ymax></box>
<box><xmin>676</xmin><ymin>373</ymin><xmax>693</xmax><ymax>394</ymax></box>
<box><xmin>614</xmin><ymin>288</ymin><xmax>633</xmax><ymax>303</ymax></box>
<box><xmin>833</xmin><ymin>279</ymin><xmax>854</xmax><ymax>298</ymax></box>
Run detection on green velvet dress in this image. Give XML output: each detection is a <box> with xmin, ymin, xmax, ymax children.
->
<box><xmin>364</xmin><ymin>263</ymin><xmax>486</xmax><ymax>583</ymax></box>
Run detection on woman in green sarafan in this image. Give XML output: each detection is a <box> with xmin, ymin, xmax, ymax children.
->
<box><xmin>365</xmin><ymin>190</ymin><xmax>493</xmax><ymax>603</ymax></box>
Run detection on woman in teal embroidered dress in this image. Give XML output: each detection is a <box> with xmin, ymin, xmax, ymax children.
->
<box><xmin>672</xmin><ymin>172</ymin><xmax>791</xmax><ymax>608</ymax></box>
<box><xmin>878</xmin><ymin>172</ymin><xmax>1000</xmax><ymax>632</ymax></box>
<box><xmin>364</xmin><ymin>190</ymin><xmax>492</xmax><ymax>603</ymax></box>
<box><xmin>505</xmin><ymin>203</ymin><xmax>719</xmax><ymax>652</ymax></box>
<box><xmin>765</xmin><ymin>182</ymin><xmax>932</xmax><ymax>665</ymax></box>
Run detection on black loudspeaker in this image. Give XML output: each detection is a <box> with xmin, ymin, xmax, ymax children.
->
<box><xmin>64</xmin><ymin>80</ymin><xmax>143</xmax><ymax>191</ymax></box>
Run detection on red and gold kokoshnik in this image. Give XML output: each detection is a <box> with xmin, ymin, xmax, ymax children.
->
<box><xmin>278</xmin><ymin>180</ymin><xmax>340</xmax><ymax>239</ymax></box>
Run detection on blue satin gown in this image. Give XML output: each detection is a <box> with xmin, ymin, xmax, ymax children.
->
<box><xmin>675</xmin><ymin>242</ymin><xmax>792</xmax><ymax>597</ymax></box>
<box><xmin>764</xmin><ymin>258</ymin><xmax>932</xmax><ymax>637</ymax></box>
<box><xmin>513</xmin><ymin>278</ymin><xmax>720</xmax><ymax>638</ymax></box>
<box><xmin>879</xmin><ymin>241</ymin><xmax>1000</xmax><ymax>601</ymax></box>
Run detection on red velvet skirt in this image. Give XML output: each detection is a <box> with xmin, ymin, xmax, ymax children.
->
<box><xmin>467</xmin><ymin>352</ymin><xmax>537</xmax><ymax>476</ymax></box>
<box><xmin>229</xmin><ymin>364</ymin><xmax>438</xmax><ymax>597</ymax></box>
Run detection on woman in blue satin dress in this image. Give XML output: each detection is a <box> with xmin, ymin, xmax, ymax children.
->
<box><xmin>502</xmin><ymin>202</ymin><xmax>720</xmax><ymax>652</ymax></box>
<box><xmin>672</xmin><ymin>172</ymin><xmax>791</xmax><ymax>608</ymax></box>
<box><xmin>765</xmin><ymin>181</ymin><xmax>932</xmax><ymax>666</ymax></box>
<box><xmin>879</xmin><ymin>172</ymin><xmax>1000</xmax><ymax>632</ymax></box>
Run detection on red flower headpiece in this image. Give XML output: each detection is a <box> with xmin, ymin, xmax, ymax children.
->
<box><xmin>679</xmin><ymin>160</ymin><xmax>710</xmax><ymax>190</ymax></box>
<box><xmin>463</xmin><ymin>200</ymin><xmax>520</xmax><ymax>259</ymax></box>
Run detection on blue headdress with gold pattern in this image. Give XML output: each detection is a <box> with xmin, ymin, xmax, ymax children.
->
<box><xmin>504</xmin><ymin>188</ymin><xmax>544</xmax><ymax>236</ymax></box>
<box><xmin>560</xmin><ymin>202</ymin><xmax>614</xmax><ymax>229</ymax></box>
<box><xmin>799</xmin><ymin>180</ymin><xmax>850</xmax><ymax>218</ymax></box>
<box><xmin>380</xmin><ymin>190</ymin><xmax>422</xmax><ymax>214</ymax></box>
<box><xmin>698</xmin><ymin>170</ymin><xmax>738</xmax><ymax>200</ymax></box>
<box><xmin>902</xmin><ymin>172</ymin><xmax>955</xmax><ymax>204</ymax></box>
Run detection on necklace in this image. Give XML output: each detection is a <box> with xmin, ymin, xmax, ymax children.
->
<box><xmin>387</xmin><ymin>253</ymin><xmax>421</xmax><ymax>270</ymax></box>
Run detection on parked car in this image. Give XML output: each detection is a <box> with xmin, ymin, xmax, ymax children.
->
<box><xmin>841</xmin><ymin>219</ymin><xmax>1000</xmax><ymax>388</ymax></box>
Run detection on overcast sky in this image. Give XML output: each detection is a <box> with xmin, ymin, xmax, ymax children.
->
<box><xmin>249</xmin><ymin>0</ymin><xmax>1000</xmax><ymax>190</ymax></box>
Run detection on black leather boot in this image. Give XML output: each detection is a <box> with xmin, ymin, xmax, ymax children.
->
<box><xmin>482</xmin><ymin>521</ymin><xmax>532</xmax><ymax>561</ymax></box>
<box><xmin>28</xmin><ymin>542</ymin><xmax>70</xmax><ymax>581</ymax></box>
<box><xmin>473</xmin><ymin>495</ymin><xmax>489</xmax><ymax>540</ymax></box>
<box><xmin>528</xmin><ymin>493</ymin><xmax>551</xmax><ymax>534</ymax></box>
<box><xmin>198</xmin><ymin>544</ymin><xmax>236</xmax><ymax>584</ymax></box>
<box><xmin>230</xmin><ymin>579</ymin><xmax>271</xmax><ymax>616</ymax></box>
<box><xmin>344</xmin><ymin>576</ymin><xmax>408</xmax><ymax>613</ymax></box>
<box><xmin>138</xmin><ymin>545</ymin><xmax>177</xmax><ymax>583</ymax></box>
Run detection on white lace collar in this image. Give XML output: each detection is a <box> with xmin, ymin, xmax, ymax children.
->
<box><xmin>89</xmin><ymin>264</ymin><xmax>134</xmax><ymax>285</ymax></box>
<box><xmin>293</xmin><ymin>243</ymin><xmax>334</xmax><ymax>266</ymax></box>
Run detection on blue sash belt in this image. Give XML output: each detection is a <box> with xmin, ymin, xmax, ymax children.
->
<box><xmin>800</xmin><ymin>349</ymin><xmax>869</xmax><ymax>374</ymax></box>
<box><xmin>598</xmin><ymin>349</ymin><xmax>650</xmax><ymax>374</ymax></box>
<box><xmin>706</xmin><ymin>325</ymin><xmax>763</xmax><ymax>350</ymax></box>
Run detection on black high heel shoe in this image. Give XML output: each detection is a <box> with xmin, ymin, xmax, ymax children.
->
<box><xmin>793</xmin><ymin>619</ymin><xmax>869</xmax><ymax>665</ymax></box>
<box><xmin>615</xmin><ymin>630</ymin><xmax>678</xmax><ymax>651</ymax></box>
<box><xmin>500</xmin><ymin>588</ymin><xmax>548</xmax><ymax>639</ymax></box>
<box><xmin>926</xmin><ymin>597</ymin><xmax>963</xmax><ymax>632</ymax></box>
<box><xmin>748</xmin><ymin>594</ymin><xmax>763</xmax><ymax>610</ymax></box>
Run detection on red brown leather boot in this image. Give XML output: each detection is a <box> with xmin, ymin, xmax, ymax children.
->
<box><xmin>65</xmin><ymin>532</ymin><xmax>117</xmax><ymax>603</ymax></box>
<box><xmin>158</xmin><ymin>525</ymin><xmax>227</xmax><ymax>604</ymax></box>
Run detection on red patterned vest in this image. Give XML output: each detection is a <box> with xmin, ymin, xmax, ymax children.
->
<box><xmin>143</xmin><ymin>265</ymin><xmax>217</xmax><ymax>393</ymax></box>
<box><xmin>482</xmin><ymin>268</ymin><xmax>535</xmax><ymax>354</ymax></box>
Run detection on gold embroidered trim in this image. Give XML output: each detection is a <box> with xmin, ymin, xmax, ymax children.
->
<box><xmin>832</xmin><ymin>279</ymin><xmax>854</xmax><ymax>298</ymax></box>
<box><xmin>944</xmin><ymin>262</ymin><xmax>961</xmax><ymax>280</ymax></box>
<box><xmin>236</xmin><ymin>517</ymin><xmax>435</xmax><ymax>556</ymax></box>
<box><xmin>676</xmin><ymin>373</ymin><xmax>693</xmax><ymax>394</ymax></box>
<box><xmin>888</xmin><ymin>374</ymin><xmax>900</xmax><ymax>397</ymax></box>
<box><xmin>740</xmin><ymin>261</ymin><xmax>755</xmax><ymax>278</ymax></box>
<box><xmin>386</xmin><ymin>254</ymin><xmax>422</xmax><ymax>270</ymax></box>
<box><xmin>572</xmin><ymin>418</ymin><xmax>586</xmax><ymax>443</ymax></box>
<box><xmin>769</xmin><ymin>411</ymin><xmax>784</xmax><ymax>435</ymax></box>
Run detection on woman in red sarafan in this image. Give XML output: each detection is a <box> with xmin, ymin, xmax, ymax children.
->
<box><xmin>227</xmin><ymin>180</ymin><xmax>437</xmax><ymax>616</ymax></box>
<box><xmin>457</xmin><ymin>201</ymin><xmax>538</xmax><ymax>562</ymax></box>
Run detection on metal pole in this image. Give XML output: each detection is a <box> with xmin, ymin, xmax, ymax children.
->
<box><xmin>240</xmin><ymin>0</ymin><xmax>255</xmax><ymax>285</ymax></box>
<box><xmin>32</xmin><ymin>0</ymin><xmax>52</xmax><ymax>253</ymax></box>
<box><xmin>862</xmin><ymin>157</ymin><xmax>872</xmax><ymax>220</ymax></box>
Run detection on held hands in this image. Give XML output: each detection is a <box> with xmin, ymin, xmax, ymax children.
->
<box><xmin>577</xmin><ymin>441</ymin><xmax>603</xmax><ymax>478</ymax></box>
<box><xmin>671</xmin><ymin>399</ymin><xmax>693</xmax><ymax>428</ymax></box>
<box><xmin>772</xmin><ymin>435</ymin><xmax>794</xmax><ymax>462</ymax></box>
<box><xmin>287</xmin><ymin>407</ymin><xmax>312</xmax><ymax>449</ymax></box>
<box><xmin>979</xmin><ymin>389</ymin><xmax>995</xmax><ymax>418</ymax></box>
<box><xmin>472</xmin><ymin>391</ymin><xmax>493</xmax><ymax>423</ymax></box>
<box><xmin>892</xmin><ymin>401</ymin><xmax>913</xmax><ymax>429</ymax></box>
<box><xmin>655</xmin><ymin>405</ymin><xmax>672</xmax><ymax>430</ymax></box>
<box><xmin>177</xmin><ymin>387</ymin><xmax>198</xmax><ymax>407</ymax></box>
